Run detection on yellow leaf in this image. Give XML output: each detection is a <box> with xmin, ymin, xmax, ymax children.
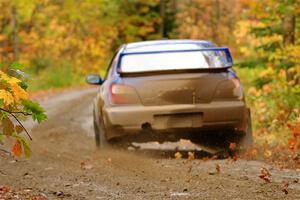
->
<box><xmin>174</xmin><ymin>152</ymin><xmax>182</xmax><ymax>159</ymax></box>
<box><xmin>264</xmin><ymin>150</ymin><xmax>272</xmax><ymax>158</ymax></box>
<box><xmin>0</xmin><ymin>89</ymin><xmax>14</xmax><ymax>106</ymax></box>
<box><xmin>10</xmin><ymin>83</ymin><xmax>28</xmax><ymax>103</ymax></box>
<box><xmin>188</xmin><ymin>152</ymin><xmax>195</xmax><ymax>161</ymax></box>
<box><xmin>0</xmin><ymin>70</ymin><xmax>28</xmax><ymax>104</ymax></box>
<box><xmin>0</xmin><ymin>71</ymin><xmax>20</xmax><ymax>85</ymax></box>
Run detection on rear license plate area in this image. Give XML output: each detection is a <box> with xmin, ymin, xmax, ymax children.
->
<box><xmin>153</xmin><ymin>113</ymin><xmax>203</xmax><ymax>129</ymax></box>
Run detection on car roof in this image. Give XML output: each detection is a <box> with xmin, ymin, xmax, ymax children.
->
<box><xmin>123</xmin><ymin>39</ymin><xmax>217</xmax><ymax>53</ymax></box>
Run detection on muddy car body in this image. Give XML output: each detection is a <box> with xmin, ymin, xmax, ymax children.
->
<box><xmin>87</xmin><ymin>40</ymin><xmax>252</xmax><ymax>149</ymax></box>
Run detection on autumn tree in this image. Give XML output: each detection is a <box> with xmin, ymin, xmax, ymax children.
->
<box><xmin>171</xmin><ymin>0</ymin><xmax>243</xmax><ymax>48</ymax></box>
<box><xmin>0</xmin><ymin>69</ymin><xmax>46</xmax><ymax>157</ymax></box>
<box><xmin>233</xmin><ymin>0</ymin><xmax>300</xmax><ymax>147</ymax></box>
<box><xmin>112</xmin><ymin>0</ymin><xmax>161</xmax><ymax>46</ymax></box>
<box><xmin>0</xmin><ymin>0</ymin><xmax>165</xmax><ymax>80</ymax></box>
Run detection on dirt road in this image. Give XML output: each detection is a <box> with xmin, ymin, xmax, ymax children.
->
<box><xmin>0</xmin><ymin>88</ymin><xmax>300</xmax><ymax>200</ymax></box>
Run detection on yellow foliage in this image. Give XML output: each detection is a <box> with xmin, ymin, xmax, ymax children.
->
<box><xmin>261</xmin><ymin>34</ymin><xmax>282</xmax><ymax>46</ymax></box>
<box><xmin>262</xmin><ymin>84</ymin><xmax>272</xmax><ymax>94</ymax></box>
<box><xmin>11</xmin><ymin>83</ymin><xmax>28</xmax><ymax>103</ymax></box>
<box><xmin>0</xmin><ymin>89</ymin><xmax>14</xmax><ymax>106</ymax></box>
<box><xmin>0</xmin><ymin>71</ymin><xmax>28</xmax><ymax>106</ymax></box>
<box><xmin>234</xmin><ymin>20</ymin><xmax>262</xmax><ymax>57</ymax></box>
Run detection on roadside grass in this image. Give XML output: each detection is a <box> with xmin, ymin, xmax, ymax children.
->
<box><xmin>27</xmin><ymin>62</ymin><xmax>81</xmax><ymax>91</ymax></box>
<box><xmin>26</xmin><ymin>59</ymin><xmax>108</xmax><ymax>92</ymax></box>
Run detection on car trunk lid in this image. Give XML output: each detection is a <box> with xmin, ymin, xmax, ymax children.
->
<box><xmin>120</xmin><ymin>73</ymin><xmax>228</xmax><ymax>106</ymax></box>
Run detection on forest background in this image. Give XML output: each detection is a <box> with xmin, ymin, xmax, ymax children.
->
<box><xmin>0</xmin><ymin>0</ymin><xmax>299</xmax><ymax>163</ymax></box>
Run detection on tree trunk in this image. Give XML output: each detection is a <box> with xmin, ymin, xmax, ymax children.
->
<box><xmin>283</xmin><ymin>15</ymin><xmax>295</xmax><ymax>47</ymax></box>
<box><xmin>160</xmin><ymin>0</ymin><xmax>166</xmax><ymax>38</ymax></box>
<box><xmin>283</xmin><ymin>14</ymin><xmax>296</xmax><ymax>82</ymax></box>
<box><xmin>10</xmin><ymin>6</ymin><xmax>19</xmax><ymax>61</ymax></box>
<box><xmin>211</xmin><ymin>0</ymin><xmax>220</xmax><ymax>44</ymax></box>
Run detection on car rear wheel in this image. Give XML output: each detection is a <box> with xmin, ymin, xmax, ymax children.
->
<box><xmin>189</xmin><ymin>110</ymin><xmax>253</xmax><ymax>156</ymax></box>
<box><xmin>94</xmin><ymin>120</ymin><xmax>100</xmax><ymax>147</ymax></box>
<box><xmin>93</xmin><ymin>117</ymin><xmax>111</xmax><ymax>149</ymax></box>
<box><xmin>238</xmin><ymin>109</ymin><xmax>253</xmax><ymax>149</ymax></box>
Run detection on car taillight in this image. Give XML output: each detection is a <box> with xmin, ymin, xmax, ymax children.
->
<box><xmin>110</xmin><ymin>83</ymin><xmax>140</xmax><ymax>104</ymax></box>
<box><xmin>231</xmin><ymin>77</ymin><xmax>240</xmax><ymax>88</ymax></box>
<box><xmin>230</xmin><ymin>77</ymin><xmax>243</xmax><ymax>100</ymax></box>
<box><xmin>214</xmin><ymin>77</ymin><xmax>243</xmax><ymax>100</ymax></box>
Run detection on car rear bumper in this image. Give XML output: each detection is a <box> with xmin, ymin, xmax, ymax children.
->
<box><xmin>102</xmin><ymin>101</ymin><xmax>247</xmax><ymax>139</ymax></box>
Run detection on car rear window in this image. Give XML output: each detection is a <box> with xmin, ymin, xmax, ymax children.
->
<box><xmin>119</xmin><ymin>49</ymin><xmax>232</xmax><ymax>73</ymax></box>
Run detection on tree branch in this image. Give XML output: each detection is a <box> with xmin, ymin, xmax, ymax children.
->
<box><xmin>0</xmin><ymin>108</ymin><xmax>32</xmax><ymax>116</ymax></box>
<box><xmin>9</xmin><ymin>113</ymin><xmax>32</xmax><ymax>141</ymax></box>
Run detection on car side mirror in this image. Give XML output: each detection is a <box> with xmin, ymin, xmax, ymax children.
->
<box><xmin>86</xmin><ymin>74</ymin><xmax>103</xmax><ymax>85</ymax></box>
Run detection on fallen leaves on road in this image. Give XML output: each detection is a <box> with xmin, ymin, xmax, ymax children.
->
<box><xmin>232</xmin><ymin>155</ymin><xmax>239</xmax><ymax>162</ymax></box>
<box><xmin>202</xmin><ymin>155</ymin><xmax>218</xmax><ymax>161</ymax></box>
<box><xmin>174</xmin><ymin>152</ymin><xmax>182</xmax><ymax>159</ymax></box>
<box><xmin>209</xmin><ymin>164</ymin><xmax>221</xmax><ymax>175</ymax></box>
<box><xmin>216</xmin><ymin>164</ymin><xmax>221</xmax><ymax>174</ymax></box>
<box><xmin>243</xmin><ymin>148</ymin><xmax>258</xmax><ymax>160</ymax></box>
<box><xmin>282</xmin><ymin>182</ymin><xmax>289</xmax><ymax>195</ymax></box>
<box><xmin>0</xmin><ymin>186</ymin><xmax>47</xmax><ymax>199</ymax></box>
<box><xmin>187</xmin><ymin>165</ymin><xmax>192</xmax><ymax>173</ymax></box>
<box><xmin>187</xmin><ymin>152</ymin><xmax>195</xmax><ymax>161</ymax></box>
<box><xmin>293</xmin><ymin>178</ymin><xmax>299</xmax><ymax>183</ymax></box>
<box><xmin>53</xmin><ymin>191</ymin><xmax>71</xmax><ymax>198</ymax></box>
<box><xmin>0</xmin><ymin>186</ymin><xmax>11</xmax><ymax>194</ymax></box>
<box><xmin>80</xmin><ymin>161</ymin><xmax>93</xmax><ymax>170</ymax></box>
<box><xmin>226</xmin><ymin>142</ymin><xmax>240</xmax><ymax>161</ymax></box>
<box><xmin>229</xmin><ymin>142</ymin><xmax>236</xmax><ymax>151</ymax></box>
<box><xmin>202</xmin><ymin>156</ymin><xmax>210</xmax><ymax>161</ymax></box>
<box><xmin>259</xmin><ymin>167</ymin><xmax>271</xmax><ymax>183</ymax></box>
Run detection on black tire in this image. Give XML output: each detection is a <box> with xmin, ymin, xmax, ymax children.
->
<box><xmin>238</xmin><ymin>109</ymin><xmax>253</xmax><ymax>149</ymax></box>
<box><xmin>93</xmin><ymin>120</ymin><xmax>101</xmax><ymax>147</ymax></box>
<box><xmin>93</xmin><ymin>117</ymin><xmax>110</xmax><ymax>149</ymax></box>
<box><xmin>189</xmin><ymin>110</ymin><xmax>253</xmax><ymax>156</ymax></box>
<box><xmin>189</xmin><ymin>131</ymin><xmax>229</xmax><ymax>154</ymax></box>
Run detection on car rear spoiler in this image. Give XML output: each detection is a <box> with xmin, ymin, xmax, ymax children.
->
<box><xmin>117</xmin><ymin>47</ymin><xmax>233</xmax><ymax>77</ymax></box>
<box><xmin>118</xmin><ymin>67</ymin><xmax>231</xmax><ymax>77</ymax></box>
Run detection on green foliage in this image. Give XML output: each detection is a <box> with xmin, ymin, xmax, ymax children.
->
<box><xmin>18</xmin><ymin>80</ymin><xmax>28</xmax><ymax>90</ymax></box>
<box><xmin>30</xmin><ymin>58</ymin><xmax>53</xmax><ymax>74</ymax></box>
<box><xmin>251</xmin><ymin>26</ymin><xmax>284</xmax><ymax>37</ymax></box>
<box><xmin>253</xmin><ymin>77</ymin><xmax>272</xmax><ymax>89</ymax></box>
<box><xmin>235</xmin><ymin>58</ymin><xmax>267</xmax><ymax>68</ymax></box>
<box><xmin>22</xmin><ymin>100</ymin><xmax>47</xmax><ymax>123</ymax></box>
<box><xmin>28</xmin><ymin>61</ymin><xmax>80</xmax><ymax>91</ymax></box>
